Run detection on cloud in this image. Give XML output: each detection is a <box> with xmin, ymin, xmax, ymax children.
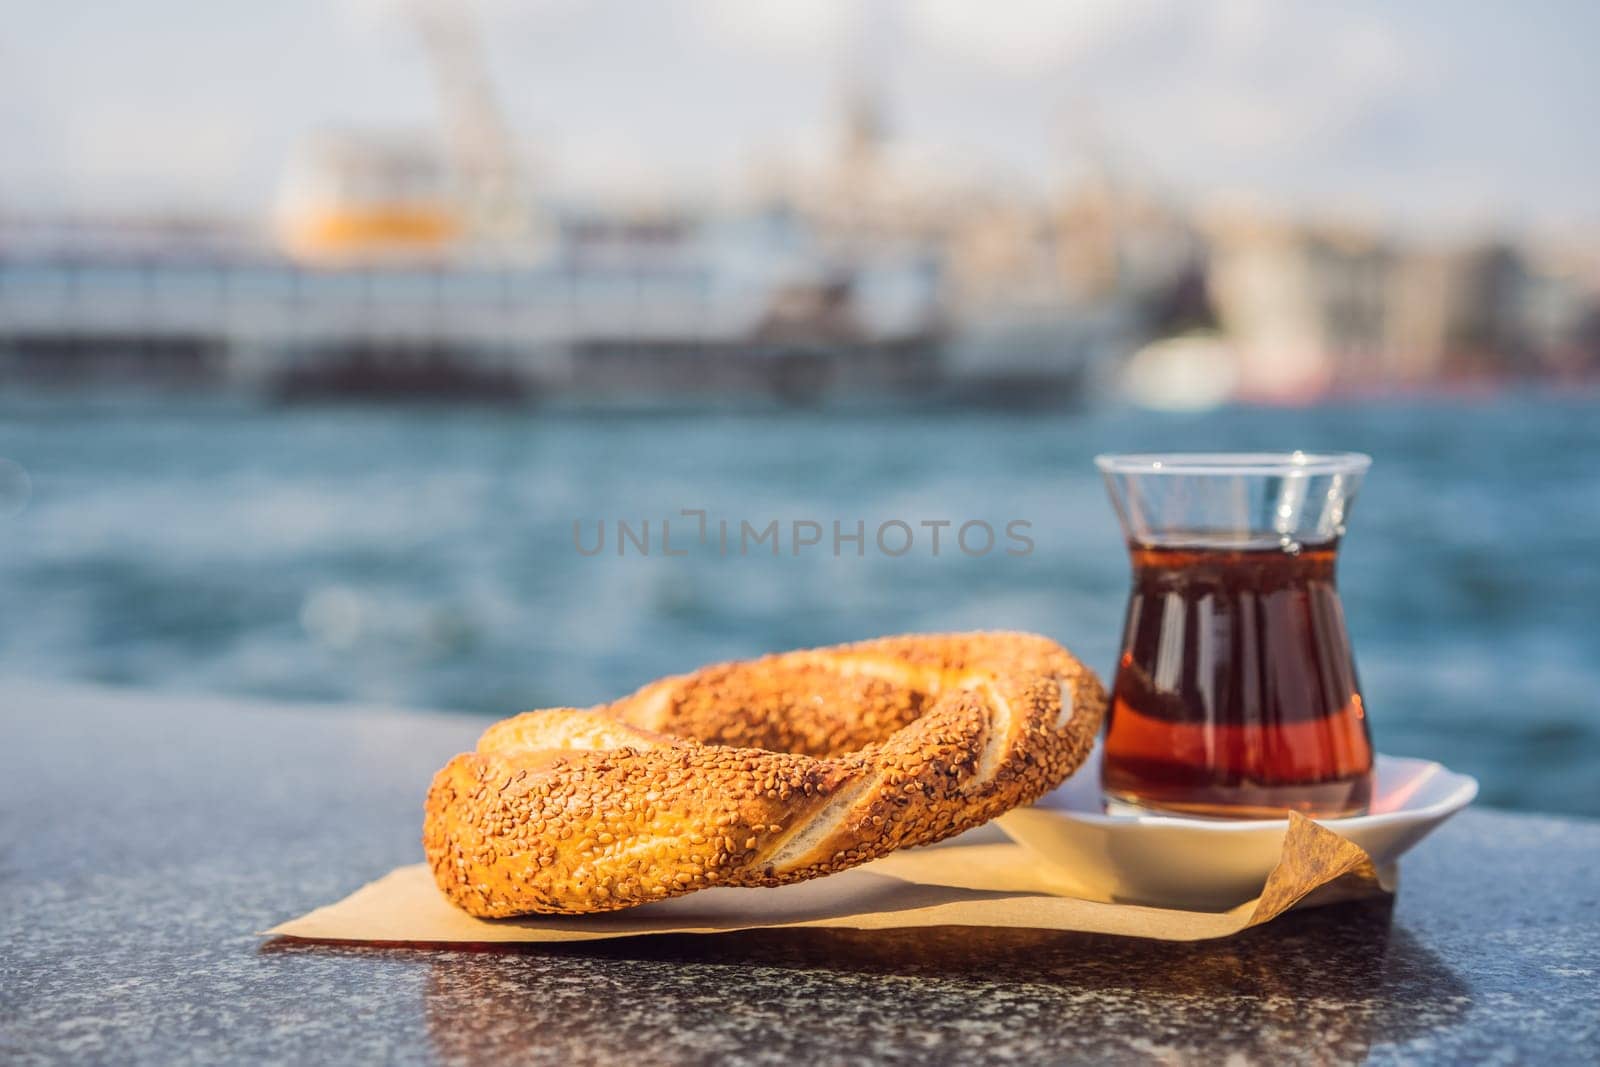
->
<box><xmin>908</xmin><ymin>0</ymin><xmax>1176</xmax><ymax>74</ymax></box>
<box><xmin>0</xmin><ymin>0</ymin><xmax>1593</xmax><ymax>231</ymax></box>
<box><xmin>693</xmin><ymin>0</ymin><xmax>851</xmax><ymax>57</ymax></box>
<box><xmin>899</xmin><ymin>0</ymin><xmax>1418</xmax><ymax>153</ymax></box>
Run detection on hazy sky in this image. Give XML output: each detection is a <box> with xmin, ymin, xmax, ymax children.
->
<box><xmin>1</xmin><ymin>0</ymin><xmax>1595</xmax><ymax>235</ymax></box>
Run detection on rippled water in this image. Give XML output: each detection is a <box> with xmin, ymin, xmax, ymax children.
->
<box><xmin>3</xmin><ymin>394</ymin><xmax>1597</xmax><ymax>816</ymax></box>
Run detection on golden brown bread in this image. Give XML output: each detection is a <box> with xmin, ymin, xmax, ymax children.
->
<box><xmin>423</xmin><ymin>631</ymin><xmax>1106</xmax><ymax>916</ymax></box>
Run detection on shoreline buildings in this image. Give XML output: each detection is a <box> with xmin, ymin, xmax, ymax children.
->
<box><xmin>1203</xmin><ymin>212</ymin><xmax>1598</xmax><ymax>402</ymax></box>
<box><xmin>2</xmin><ymin>148</ymin><xmax>1593</xmax><ymax>406</ymax></box>
<box><xmin>0</xmin><ymin>6</ymin><xmax>1594</xmax><ymax>406</ymax></box>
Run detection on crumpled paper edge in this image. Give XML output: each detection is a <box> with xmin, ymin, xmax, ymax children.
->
<box><xmin>265</xmin><ymin>813</ymin><xmax>1394</xmax><ymax>945</ymax></box>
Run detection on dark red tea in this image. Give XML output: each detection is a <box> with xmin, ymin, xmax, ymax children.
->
<box><xmin>1102</xmin><ymin>539</ymin><xmax>1374</xmax><ymax>818</ymax></box>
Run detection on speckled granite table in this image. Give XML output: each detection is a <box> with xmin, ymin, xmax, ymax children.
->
<box><xmin>2</xmin><ymin>681</ymin><xmax>1595</xmax><ymax>1065</ymax></box>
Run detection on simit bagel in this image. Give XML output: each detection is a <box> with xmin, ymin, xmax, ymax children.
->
<box><xmin>424</xmin><ymin>631</ymin><xmax>1105</xmax><ymax>916</ymax></box>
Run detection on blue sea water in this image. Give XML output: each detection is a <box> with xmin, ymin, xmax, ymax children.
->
<box><xmin>2</xmin><ymin>394</ymin><xmax>1597</xmax><ymax>816</ymax></box>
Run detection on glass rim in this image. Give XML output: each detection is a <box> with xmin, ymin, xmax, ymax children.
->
<box><xmin>1094</xmin><ymin>451</ymin><xmax>1372</xmax><ymax>477</ymax></box>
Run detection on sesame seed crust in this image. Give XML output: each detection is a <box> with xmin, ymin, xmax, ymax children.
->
<box><xmin>423</xmin><ymin>631</ymin><xmax>1105</xmax><ymax>917</ymax></box>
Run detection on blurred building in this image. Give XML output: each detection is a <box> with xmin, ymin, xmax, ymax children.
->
<box><xmin>1203</xmin><ymin>213</ymin><xmax>1599</xmax><ymax>400</ymax></box>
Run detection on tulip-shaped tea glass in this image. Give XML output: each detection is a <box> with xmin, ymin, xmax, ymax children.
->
<box><xmin>1095</xmin><ymin>452</ymin><xmax>1374</xmax><ymax>818</ymax></box>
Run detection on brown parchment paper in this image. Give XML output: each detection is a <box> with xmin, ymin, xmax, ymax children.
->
<box><xmin>266</xmin><ymin>813</ymin><xmax>1394</xmax><ymax>945</ymax></box>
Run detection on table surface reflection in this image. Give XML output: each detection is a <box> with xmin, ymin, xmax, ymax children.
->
<box><xmin>3</xmin><ymin>681</ymin><xmax>1595</xmax><ymax>1065</ymax></box>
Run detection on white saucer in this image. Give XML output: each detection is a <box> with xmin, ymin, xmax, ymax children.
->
<box><xmin>996</xmin><ymin>748</ymin><xmax>1478</xmax><ymax>910</ymax></box>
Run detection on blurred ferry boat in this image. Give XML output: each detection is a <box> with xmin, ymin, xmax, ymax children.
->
<box><xmin>0</xmin><ymin>206</ymin><xmax>953</xmax><ymax>406</ymax></box>
<box><xmin>0</xmin><ymin>0</ymin><xmax>1154</xmax><ymax>407</ymax></box>
<box><xmin>0</xmin><ymin>5</ymin><xmax>1146</xmax><ymax>407</ymax></box>
<box><xmin>0</xmin><ymin>188</ymin><xmax>1146</xmax><ymax>407</ymax></box>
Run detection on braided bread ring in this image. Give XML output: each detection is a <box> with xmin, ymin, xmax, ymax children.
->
<box><xmin>424</xmin><ymin>632</ymin><xmax>1105</xmax><ymax>916</ymax></box>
